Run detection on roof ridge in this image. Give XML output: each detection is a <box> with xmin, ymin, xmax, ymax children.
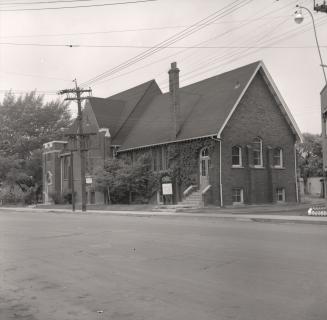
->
<box><xmin>112</xmin><ymin>80</ymin><xmax>158</xmax><ymax>140</ymax></box>
<box><xmin>180</xmin><ymin>60</ymin><xmax>261</xmax><ymax>90</ymax></box>
<box><xmin>105</xmin><ymin>79</ymin><xmax>157</xmax><ymax>99</ymax></box>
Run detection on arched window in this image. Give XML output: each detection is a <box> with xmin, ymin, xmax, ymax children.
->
<box><xmin>46</xmin><ymin>171</ymin><xmax>53</xmax><ymax>185</ymax></box>
<box><xmin>232</xmin><ymin>146</ymin><xmax>242</xmax><ymax>166</ymax></box>
<box><xmin>253</xmin><ymin>137</ymin><xmax>263</xmax><ymax>167</ymax></box>
<box><xmin>200</xmin><ymin>147</ymin><xmax>210</xmax><ymax>178</ymax></box>
<box><xmin>273</xmin><ymin>148</ymin><xmax>283</xmax><ymax>167</ymax></box>
<box><xmin>201</xmin><ymin>147</ymin><xmax>209</xmax><ymax>157</ymax></box>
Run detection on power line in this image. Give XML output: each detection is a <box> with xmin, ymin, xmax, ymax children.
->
<box><xmin>0</xmin><ymin>0</ymin><xmax>156</xmax><ymax>11</ymax></box>
<box><xmin>157</xmin><ymin>2</ymin><xmax>327</xmax><ymax>87</ymax></box>
<box><xmin>0</xmin><ymin>16</ymin><xmax>291</xmax><ymax>39</ymax></box>
<box><xmin>1</xmin><ymin>42</ymin><xmax>326</xmax><ymax>48</ymax></box>
<box><xmin>0</xmin><ymin>70</ymin><xmax>71</xmax><ymax>82</ymax></box>
<box><xmin>80</xmin><ymin>0</ymin><xmax>253</xmax><ymax>87</ymax></box>
<box><xmin>89</xmin><ymin>0</ymin><xmax>299</xmax><ymax>88</ymax></box>
<box><xmin>176</xmin><ymin>16</ymin><xmax>327</xmax><ymax>87</ymax></box>
<box><xmin>0</xmin><ymin>0</ymin><xmax>99</xmax><ymax>6</ymax></box>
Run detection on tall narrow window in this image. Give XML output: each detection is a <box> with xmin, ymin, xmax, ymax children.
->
<box><xmin>200</xmin><ymin>147</ymin><xmax>209</xmax><ymax>176</ymax></box>
<box><xmin>162</xmin><ymin>146</ymin><xmax>168</xmax><ymax>170</ymax></box>
<box><xmin>273</xmin><ymin>148</ymin><xmax>283</xmax><ymax>167</ymax></box>
<box><xmin>232</xmin><ymin>146</ymin><xmax>242</xmax><ymax>166</ymax></box>
<box><xmin>63</xmin><ymin>156</ymin><xmax>70</xmax><ymax>180</ymax></box>
<box><xmin>232</xmin><ymin>188</ymin><xmax>244</xmax><ymax>204</ymax></box>
<box><xmin>158</xmin><ymin>147</ymin><xmax>163</xmax><ymax>171</ymax></box>
<box><xmin>253</xmin><ymin>137</ymin><xmax>263</xmax><ymax>167</ymax></box>
<box><xmin>153</xmin><ymin>149</ymin><xmax>158</xmax><ymax>172</ymax></box>
<box><xmin>276</xmin><ymin>188</ymin><xmax>285</xmax><ymax>202</ymax></box>
<box><xmin>201</xmin><ymin>159</ymin><xmax>206</xmax><ymax>176</ymax></box>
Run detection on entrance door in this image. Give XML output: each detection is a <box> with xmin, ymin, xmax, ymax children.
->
<box><xmin>199</xmin><ymin>147</ymin><xmax>210</xmax><ymax>190</ymax></box>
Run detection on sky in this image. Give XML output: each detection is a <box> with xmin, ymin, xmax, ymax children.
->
<box><xmin>0</xmin><ymin>0</ymin><xmax>326</xmax><ymax>134</ymax></box>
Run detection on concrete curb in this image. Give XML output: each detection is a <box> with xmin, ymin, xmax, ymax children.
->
<box><xmin>0</xmin><ymin>206</ymin><xmax>327</xmax><ymax>225</ymax></box>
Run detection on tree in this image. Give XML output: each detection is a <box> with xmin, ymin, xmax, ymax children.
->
<box><xmin>0</xmin><ymin>91</ymin><xmax>71</xmax><ymax>159</ymax></box>
<box><xmin>0</xmin><ymin>91</ymin><xmax>72</xmax><ymax>203</ymax></box>
<box><xmin>95</xmin><ymin>154</ymin><xmax>159</xmax><ymax>204</ymax></box>
<box><xmin>297</xmin><ymin>133</ymin><xmax>323</xmax><ymax>194</ymax></box>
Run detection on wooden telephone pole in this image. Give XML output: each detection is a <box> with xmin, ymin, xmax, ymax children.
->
<box><xmin>58</xmin><ymin>80</ymin><xmax>92</xmax><ymax>212</ymax></box>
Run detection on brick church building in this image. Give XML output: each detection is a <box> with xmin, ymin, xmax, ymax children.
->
<box><xmin>43</xmin><ymin>61</ymin><xmax>302</xmax><ymax>206</ymax></box>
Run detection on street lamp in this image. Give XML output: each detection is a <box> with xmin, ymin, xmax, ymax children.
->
<box><xmin>294</xmin><ymin>3</ymin><xmax>327</xmax><ymax>202</ymax></box>
<box><xmin>294</xmin><ymin>4</ymin><xmax>327</xmax><ymax>84</ymax></box>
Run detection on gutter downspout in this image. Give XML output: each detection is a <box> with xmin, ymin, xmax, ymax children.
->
<box><xmin>220</xmin><ymin>140</ymin><xmax>223</xmax><ymax>207</ymax></box>
<box><xmin>294</xmin><ymin>144</ymin><xmax>299</xmax><ymax>203</ymax></box>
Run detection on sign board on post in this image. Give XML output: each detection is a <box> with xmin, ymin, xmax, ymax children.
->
<box><xmin>86</xmin><ymin>177</ymin><xmax>92</xmax><ymax>184</ymax></box>
<box><xmin>161</xmin><ymin>174</ymin><xmax>173</xmax><ymax>204</ymax></box>
<box><xmin>162</xmin><ymin>183</ymin><xmax>173</xmax><ymax>195</ymax></box>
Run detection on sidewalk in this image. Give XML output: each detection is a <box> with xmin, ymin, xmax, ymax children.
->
<box><xmin>1</xmin><ymin>202</ymin><xmax>327</xmax><ymax>225</ymax></box>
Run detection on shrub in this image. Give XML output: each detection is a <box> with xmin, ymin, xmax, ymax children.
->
<box><xmin>0</xmin><ymin>185</ymin><xmax>25</xmax><ymax>204</ymax></box>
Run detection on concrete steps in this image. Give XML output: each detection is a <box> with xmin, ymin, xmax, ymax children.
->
<box><xmin>178</xmin><ymin>190</ymin><xmax>203</xmax><ymax>208</ymax></box>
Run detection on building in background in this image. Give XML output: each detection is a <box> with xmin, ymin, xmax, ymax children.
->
<box><xmin>43</xmin><ymin>60</ymin><xmax>302</xmax><ymax>206</ymax></box>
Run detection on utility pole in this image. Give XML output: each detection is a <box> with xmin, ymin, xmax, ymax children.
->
<box><xmin>70</xmin><ymin>150</ymin><xmax>75</xmax><ymax>212</ymax></box>
<box><xmin>58</xmin><ymin>80</ymin><xmax>92</xmax><ymax>212</ymax></box>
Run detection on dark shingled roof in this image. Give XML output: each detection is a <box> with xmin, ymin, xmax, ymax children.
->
<box><xmin>86</xmin><ymin>61</ymin><xmax>302</xmax><ymax>151</ymax></box>
<box><xmin>119</xmin><ymin>61</ymin><xmax>261</xmax><ymax>151</ymax></box>
<box><xmin>88</xmin><ymin>97</ymin><xmax>125</xmax><ymax>138</ymax></box>
<box><xmin>88</xmin><ymin>80</ymin><xmax>159</xmax><ymax>144</ymax></box>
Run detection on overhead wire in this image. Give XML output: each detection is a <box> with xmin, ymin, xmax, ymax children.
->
<box><xmin>174</xmin><ymin>0</ymin><xmax>322</xmax><ymax>84</ymax></box>
<box><xmin>0</xmin><ymin>0</ymin><xmax>156</xmax><ymax>11</ymax></box>
<box><xmin>0</xmin><ymin>0</ymin><xmax>107</xmax><ymax>6</ymax></box>
<box><xmin>1</xmin><ymin>41</ymin><xmax>325</xmax><ymax>48</ymax></box>
<box><xmin>80</xmin><ymin>0</ymin><xmax>254</xmax><ymax>88</ymax></box>
<box><xmin>0</xmin><ymin>70</ymin><xmax>72</xmax><ymax>82</ymax></box>
<box><xmin>92</xmin><ymin>0</ymin><xmax>298</xmax><ymax>88</ymax></box>
<box><xmin>155</xmin><ymin>1</ymin><xmax>325</xmax><ymax>88</ymax></box>
<box><xmin>177</xmin><ymin>18</ymin><xmax>293</xmax><ymax>84</ymax></box>
<box><xmin>79</xmin><ymin>0</ymin><xmax>248</xmax><ymax>87</ymax></box>
<box><xmin>177</xmin><ymin>15</ymin><xmax>327</xmax><ymax>86</ymax></box>
<box><xmin>156</xmin><ymin>1</ymin><xmax>299</xmax><ymax>87</ymax></box>
<box><xmin>0</xmin><ymin>16</ymin><xmax>290</xmax><ymax>39</ymax></box>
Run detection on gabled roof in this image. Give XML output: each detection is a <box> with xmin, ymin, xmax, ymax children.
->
<box><xmin>88</xmin><ymin>80</ymin><xmax>159</xmax><ymax>142</ymax></box>
<box><xmin>118</xmin><ymin>61</ymin><xmax>302</xmax><ymax>151</ymax></box>
<box><xmin>119</xmin><ymin>62</ymin><xmax>262</xmax><ymax>151</ymax></box>
<box><xmin>86</xmin><ymin>61</ymin><xmax>302</xmax><ymax>152</ymax></box>
<box><xmin>88</xmin><ymin>97</ymin><xmax>125</xmax><ymax>138</ymax></box>
<box><xmin>216</xmin><ymin>61</ymin><xmax>302</xmax><ymax>141</ymax></box>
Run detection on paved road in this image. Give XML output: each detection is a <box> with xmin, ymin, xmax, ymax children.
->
<box><xmin>1</xmin><ymin>210</ymin><xmax>327</xmax><ymax>320</ymax></box>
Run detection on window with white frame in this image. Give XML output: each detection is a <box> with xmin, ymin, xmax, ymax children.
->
<box><xmin>273</xmin><ymin>148</ymin><xmax>283</xmax><ymax>167</ymax></box>
<box><xmin>232</xmin><ymin>146</ymin><xmax>242</xmax><ymax>166</ymax></box>
<box><xmin>276</xmin><ymin>188</ymin><xmax>285</xmax><ymax>202</ymax></box>
<box><xmin>253</xmin><ymin>137</ymin><xmax>263</xmax><ymax>167</ymax></box>
<box><xmin>232</xmin><ymin>188</ymin><xmax>244</xmax><ymax>204</ymax></box>
<box><xmin>63</xmin><ymin>156</ymin><xmax>70</xmax><ymax>180</ymax></box>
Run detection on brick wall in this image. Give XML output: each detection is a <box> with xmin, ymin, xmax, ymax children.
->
<box><xmin>220</xmin><ymin>71</ymin><xmax>297</xmax><ymax>205</ymax></box>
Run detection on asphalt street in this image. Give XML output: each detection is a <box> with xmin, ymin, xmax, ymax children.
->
<box><xmin>1</xmin><ymin>209</ymin><xmax>327</xmax><ymax>320</ymax></box>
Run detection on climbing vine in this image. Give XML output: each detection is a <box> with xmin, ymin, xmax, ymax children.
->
<box><xmin>116</xmin><ymin>138</ymin><xmax>217</xmax><ymax>203</ymax></box>
<box><xmin>166</xmin><ymin>138</ymin><xmax>216</xmax><ymax>187</ymax></box>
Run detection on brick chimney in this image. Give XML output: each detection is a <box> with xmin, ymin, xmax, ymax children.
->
<box><xmin>168</xmin><ymin>62</ymin><xmax>180</xmax><ymax>139</ymax></box>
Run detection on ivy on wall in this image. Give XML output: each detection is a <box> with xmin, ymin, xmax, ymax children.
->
<box><xmin>110</xmin><ymin>138</ymin><xmax>217</xmax><ymax>203</ymax></box>
<box><xmin>135</xmin><ymin>138</ymin><xmax>216</xmax><ymax>188</ymax></box>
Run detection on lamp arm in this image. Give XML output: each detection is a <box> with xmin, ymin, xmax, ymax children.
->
<box><xmin>297</xmin><ymin>5</ymin><xmax>327</xmax><ymax>85</ymax></box>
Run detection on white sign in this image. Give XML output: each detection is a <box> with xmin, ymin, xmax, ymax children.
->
<box><xmin>86</xmin><ymin>177</ymin><xmax>93</xmax><ymax>184</ymax></box>
<box><xmin>162</xmin><ymin>183</ymin><xmax>173</xmax><ymax>195</ymax></box>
